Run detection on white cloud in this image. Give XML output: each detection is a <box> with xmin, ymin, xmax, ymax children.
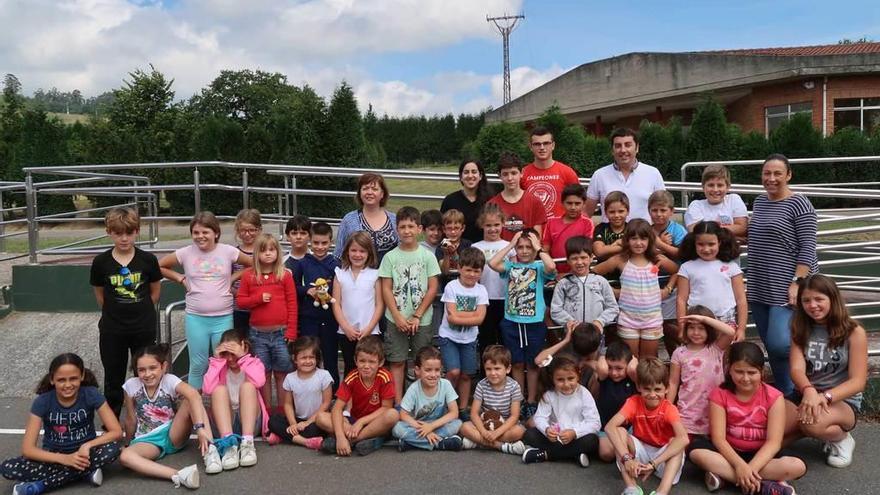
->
<box><xmin>490</xmin><ymin>64</ymin><xmax>568</xmax><ymax>102</ymax></box>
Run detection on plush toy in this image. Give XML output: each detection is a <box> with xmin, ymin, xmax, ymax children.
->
<box><xmin>480</xmin><ymin>409</ymin><xmax>505</xmax><ymax>431</ymax></box>
<box><xmin>310</xmin><ymin>278</ymin><xmax>336</xmax><ymax>310</ymax></box>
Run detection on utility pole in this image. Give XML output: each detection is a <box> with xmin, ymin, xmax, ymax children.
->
<box><xmin>487</xmin><ymin>13</ymin><xmax>525</xmax><ymax>105</ymax></box>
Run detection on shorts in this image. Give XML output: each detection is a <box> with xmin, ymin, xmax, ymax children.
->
<box><xmin>436</xmin><ymin>337</ymin><xmax>478</xmax><ymax>375</ymax></box>
<box><xmin>785</xmin><ymin>392</ymin><xmax>858</xmax><ymax>432</ymax></box>
<box><xmin>249</xmin><ymin>328</ymin><xmax>293</xmax><ymax>373</ymax></box>
<box><xmin>384</xmin><ymin>320</ymin><xmax>434</xmax><ymax>363</ymax></box>
<box><xmin>499</xmin><ymin>319</ymin><xmax>547</xmax><ymax>365</ymax></box>
<box><xmin>129</xmin><ymin>422</ymin><xmax>184</xmax><ymax>460</ymax></box>
<box><xmin>688</xmin><ymin>436</ymin><xmax>802</xmax><ymax>462</ymax></box>
<box><xmin>624</xmin><ymin>436</ymin><xmax>685</xmax><ymax>485</ymax></box>
<box><xmin>617</xmin><ymin>326</ymin><xmax>663</xmax><ymax>341</ymax></box>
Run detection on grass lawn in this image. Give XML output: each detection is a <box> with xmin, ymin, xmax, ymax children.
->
<box><xmin>383</xmin><ymin>164</ymin><xmax>462</xmax><ymax>213</ymax></box>
<box><xmin>0</xmin><ymin>233</ymin><xmax>193</xmax><ymax>253</ymax></box>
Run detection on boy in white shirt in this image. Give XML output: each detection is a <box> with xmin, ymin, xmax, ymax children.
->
<box><xmin>684</xmin><ymin>165</ymin><xmax>748</xmax><ymax>237</ymax></box>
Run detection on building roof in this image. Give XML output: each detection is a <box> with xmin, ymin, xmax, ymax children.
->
<box><xmin>701</xmin><ymin>42</ymin><xmax>880</xmax><ymax>57</ymax></box>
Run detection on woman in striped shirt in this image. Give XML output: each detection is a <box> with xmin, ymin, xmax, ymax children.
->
<box><xmin>746</xmin><ymin>154</ymin><xmax>818</xmax><ymax>395</ymax></box>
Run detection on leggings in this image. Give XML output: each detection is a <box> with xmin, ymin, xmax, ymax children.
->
<box><xmin>1</xmin><ymin>442</ymin><xmax>121</xmax><ymax>489</ymax></box>
<box><xmin>523</xmin><ymin>427</ymin><xmax>599</xmax><ymax>461</ymax></box>
<box><xmin>267</xmin><ymin>413</ymin><xmax>323</xmax><ymax>443</ymax></box>
<box><xmin>99</xmin><ymin>330</ymin><xmax>155</xmax><ymax>417</ymax></box>
<box><xmin>185</xmin><ymin>313</ymin><xmax>233</xmax><ymax>389</ymax></box>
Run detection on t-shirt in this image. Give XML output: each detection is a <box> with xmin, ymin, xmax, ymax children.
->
<box><xmin>659</xmin><ymin>221</ymin><xmax>688</xmax><ymax>248</ymax></box>
<box><xmin>226</xmin><ymin>369</ymin><xmax>245</xmax><ymax>409</ymax></box>
<box><xmin>282</xmin><ymin>369</ymin><xmax>334</xmax><ymax>419</ymax></box>
<box><xmin>334</xmin><ymin>267</ymin><xmax>381</xmax><ymax>336</ymax></box>
<box><xmin>586</xmin><ymin>162</ymin><xmax>666</xmax><ymax>222</ymax></box>
<box><xmin>618</xmin><ymin>395</ymin><xmax>680</xmax><ymax>448</ymax></box>
<box><xmin>438</xmin><ymin>279</ymin><xmax>489</xmax><ymax>344</ymax></box>
<box><xmin>500</xmin><ymin>259</ymin><xmax>554</xmax><ymax>324</ymax></box>
<box><xmin>684</xmin><ymin>194</ymin><xmax>748</xmax><ymax>227</ymax></box>
<box><xmin>473</xmin><ymin>376</ymin><xmax>523</xmax><ymax>420</ymax></box>
<box><xmin>804</xmin><ymin>324</ymin><xmax>862</xmax><ymax>411</ymax></box>
<box><xmin>122</xmin><ymin>374</ymin><xmax>182</xmax><ymax>438</ymax></box>
<box><xmin>441</xmin><ymin>190</ymin><xmax>486</xmax><ymax>243</ymax></box>
<box><xmin>542</xmin><ymin>215</ymin><xmax>595</xmax><ymax>273</ymax></box>
<box><xmin>175</xmin><ymin>243</ymin><xmax>241</xmax><ymax>316</ymax></box>
<box><xmin>337</xmin><ymin>368</ymin><xmax>396</xmax><ymax>420</ymax></box>
<box><xmin>592</xmin><ymin>222</ymin><xmax>626</xmax><ymax>268</ymax></box>
<box><xmin>678</xmin><ymin>259</ymin><xmax>743</xmax><ymax>319</ymax></box>
<box><xmin>400</xmin><ymin>378</ymin><xmax>458</xmax><ymax>422</ymax></box>
<box><xmin>487</xmin><ymin>193</ymin><xmax>548</xmax><ymax>242</ymax></box>
<box><xmin>90</xmin><ymin>247</ymin><xmax>162</xmax><ymax>334</ymax></box>
<box><xmin>671</xmin><ymin>345</ymin><xmax>724</xmax><ymax>434</ymax></box>
<box><xmin>472</xmin><ymin>239</ymin><xmax>514</xmax><ymax>300</ymax></box>
<box><xmin>597</xmin><ymin>377</ymin><xmax>637</xmax><ymax>428</ymax></box>
<box><xmin>231</xmin><ymin>246</ymin><xmax>253</xmax><ymax>311</ymax></box>
<box><xmin>378</xmin><ymin>246</ymin><xmax>441</xmax><ymax>327</ymax></box>
<box><xmin>31</xmin><ymin>386</ymin><xmax>105</xmax><ymax>453</ymax></box>
<box><xmin>521</xmin><ymin>161</ymin><xmax>581</xmax><ymax>219</ymax></box>
<box><xmin>709</xmin><ymin>383</ymin><xmax>782</xmax><ymax>453</ymax></box>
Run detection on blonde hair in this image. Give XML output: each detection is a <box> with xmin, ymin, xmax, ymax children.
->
<box><xmin>252</xmin><ymin>233</ymin><xmax>285</xmax><ymax>283</ymax></box>
<box><xmin>105</xmin><ymin>207</ymin><xmax>140</xmax><ymax>234</ymax></box>
<box><xmin>702</xmin><ymin>164</ymin><xmax>731</xmax><ymax>185</ymax></box>
<box><xmin>442</xmin><ymin>209</ymin><xmax>465</xmax><ymax>226</ymax></box>
<box><xmin>235</xmin><ymin>209</ymin><xmax>262</xmax><ymax>242</ymax></box>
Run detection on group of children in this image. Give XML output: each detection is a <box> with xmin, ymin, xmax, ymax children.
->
<box><xmin>0</xmin><ymin>162</ymin><xmax>869</xmax><ymax>495</ymax></box>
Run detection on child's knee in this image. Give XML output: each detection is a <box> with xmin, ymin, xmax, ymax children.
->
<box><xmin>382</xmin><ymin>408</ymin><xmax>400</xmax><ymax>423</ymax></box>
<box><xmin>786</xmin><ymin>457</ymin><xmax>807</xmax><ymax>479</ymax></box>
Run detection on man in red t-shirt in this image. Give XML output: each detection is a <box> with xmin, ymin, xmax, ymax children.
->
<box><xmin>521</xmin><ymin>126</ymin><xmax>581</xmax><ymax>219</ymax></box>
<box><xmin>315</xmin><ymin>336</ymin><xmax>398</xmax><ymax>456</ymax></box>
<box><xmin>488</xmin><ymin>152</ymin><xmax>547</xmax><ymax>241</ymax></box>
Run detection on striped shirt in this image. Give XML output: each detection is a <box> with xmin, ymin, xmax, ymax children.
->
<box><xmin>746</xmin><ymin>194</ymin><xmax>818</xmax><ymax>306</ymax></box>
<box><xmin>473</xmin><ymin>376</ymin><xmax>523</xmax><ymax>419</ymax></box>
<box><xmin>617</xmin><ymin>260</ymin><xmax>663</xmax><ymax>329</ymax></box>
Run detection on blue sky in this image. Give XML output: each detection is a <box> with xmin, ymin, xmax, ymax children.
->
<box><xmin>1</xmin><ymin>0</ymin><xmax>877</xmax><ymax>116</ymax></box>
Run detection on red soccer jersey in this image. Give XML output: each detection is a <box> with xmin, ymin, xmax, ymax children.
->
<box><xmin>488</xmin><ymin>192</ymin><xmax>548</xmax><ymax>242</ymax></box>
<box><xmin>336</xmin><ymin>368</ymin><xmax>395</xmax><ymax>420</ymax></box>
<box><xmin>542</xmin><ymin>215</ymin><xmax>595</xmax><ymax>274</ymax></box>
<box><xmin>521</xmin><ymin>161</ymin><xmax>581</xmax><ymax>218</ymax></box>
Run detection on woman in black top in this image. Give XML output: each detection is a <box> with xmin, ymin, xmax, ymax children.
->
<box><xmin>441</xmin><ymin>159</ymin><xmax>493</xmax><ymax>242</ymax></box>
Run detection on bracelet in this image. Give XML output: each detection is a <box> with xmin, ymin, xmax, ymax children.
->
<box><xmin>620</xmin><ymin>453</ymin><xmax>634</xmax><ymax>463</ymax></box>
<box><xmin>648</xmin><ymin>459</ymin><xmax>657</xmax><ymax>470</ymax></box>
<box><xmin>192</xmin><ymin>422</ymin><xmax>205</xmax><ymax>431</ymax></box>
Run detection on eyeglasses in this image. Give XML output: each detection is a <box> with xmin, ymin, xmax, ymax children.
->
<box><xmin>119</xmin><ymin>267</ymin><xmax>133</xmax><ymax>288</ymax></box>
<box><xmin>531</xmin><ymin>141</ymin><xmax>553</xmax><ymax>148</ymax></box>
<box><xmin>239</xmin><ymin>228</ymin><xmax>260</xmax><ymax>235</ymax></box>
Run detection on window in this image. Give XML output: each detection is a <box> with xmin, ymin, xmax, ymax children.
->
<box><xmin>765</xmin><ymin>102</ymin><xmax>812</xmax><ymax>135</ymax></box>
<box><xmin>833</xmin><ymin>97</ymin><xmax>880</xmax><ymax>133</ymax></box>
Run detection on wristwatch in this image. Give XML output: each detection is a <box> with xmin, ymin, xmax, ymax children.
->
<box><xmin>791</xmin><ymin>275</ymin><xmax>805</xmax><ymax>284</ymax></box>
<box><xmin>823</xmin><ymin>391</ymin><xmax>833</xmax><ymax>403</ymax></box>
<box><xmin>192</xmin><ymin>422</ymin><xmax>205</xmax><ymax>432</ymax></box>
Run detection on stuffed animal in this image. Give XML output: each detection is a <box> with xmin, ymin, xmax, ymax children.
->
<box><xmin>480</xmin><ymin>409</ymin><xmax>505</xmax><ymax>431</ymax></box>
<box><xmin>310</xmin><ymin>278</ymin><xmax>336</xmax><ymax>310</ymax></box>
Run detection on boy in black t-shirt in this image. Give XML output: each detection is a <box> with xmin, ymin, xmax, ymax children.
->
<box><xmin>89</xmin><ymin>207</ymin><xmax>162</xmax><ymax>416</ymax></box>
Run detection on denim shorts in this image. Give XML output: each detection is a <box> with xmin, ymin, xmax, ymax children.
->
<box><xmin>436</xmin><ymin>336</ymin><xmax>478</xmax><ymax>375</ymax></box>
<box><xmin>248</xmin><ymin>328</ymin><xmax>293</xmax><ymax>373</ymax></box>
<box><xmin>499</xmin><ymin>319</ymin><xmax>547</xmax><ymax>365</ymax></box>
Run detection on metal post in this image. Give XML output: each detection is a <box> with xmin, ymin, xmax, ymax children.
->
<box><xmin>279</xmin><ymin>176</ymin><xmax>287</xmax><ymax>237</ymax></box>
<box><xmin>25</xmin><ymin>173</ymin><xmax>38</xmax><ymax>264</ymax></box>
<box><xmin>193</xmin><ymin>168</ymin><xmax>201</xmax><ymax>213</ymax></box>
<box><xmin>242</xmin><ymin>169</ymin><xmax>249</xmax><ymax>210</ymax></box>
<box><xmin>0</xmin><ymin>189</ymin><xmax>5</xmax><ymax>253</ymax></box>
<box><xmin>290</xmin><ymin>175</ymin><xmax>298</xmax><ymax>215</ymax></box>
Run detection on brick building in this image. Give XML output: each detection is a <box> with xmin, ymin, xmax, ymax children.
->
<box><xmin>485</xmin><ymin>43</ymin><xmax>880</xmax><ymax>137</ymax></box>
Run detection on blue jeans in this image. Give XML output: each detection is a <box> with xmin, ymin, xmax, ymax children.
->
<box><xmin>392</xmin><ymin>419</ymin><xmax>463</xmax><ymax>450</ymax></box>
<box><xmin>249</xmin><ymin>328</ymin><xmax>293</xmax><ymax>373</ymax></box>
<box><xmin>750</xmin><ymin>302</ymin><xmax>793</xmax><ymax>395</ymax></box>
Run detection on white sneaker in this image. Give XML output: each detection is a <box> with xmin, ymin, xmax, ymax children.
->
<box><xmin>705</xmin><ymin>471</ymin><xmax>722</xmax><ymax>492</ymax></box>
<box><xmin>87</xmin><ymin>468</ymin><xmax>103</xmax><ymax>487</ymax></box>
<box><xmin>239</xmin><ymin>439</ymin><xmax>257</xmax><ymax>467</ymax></box>
<box><xmin>172</xmin><ymin>464</ymin><xmax>199</xmax><ymax>489</ymax></box>
<box><xmin>203</xmin><ymin>444</ymin><xmax>222</xmax><ymax>475</ymax></box>
<box><xmin>462</xmin><ymin>437</ymin><xmax>478</xmax><ymax>450</ymax></box>
<box><xmin>221</xmin><ymin>445</ymin><xmax>239</xmax><ymax>470</ymax></box>
<box><xmin>827</xmin><ymin>432</ymin><xmax>855</xmax><ymax>468</ymax></box>
<box><xmin>578</xmin><ymin>453</ymin><xmax>590</xmax><ymax>468</ymax></box>
<box><xmin>501</xmin><ymin>440</ymin><xmax>526</xmax><ymax>456</ymax></box>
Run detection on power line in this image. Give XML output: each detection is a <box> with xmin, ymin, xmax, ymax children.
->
<box><xmin>487</xmin><ymin>13</ymin><xmax>525</xmax><ymax>105</ymax></box>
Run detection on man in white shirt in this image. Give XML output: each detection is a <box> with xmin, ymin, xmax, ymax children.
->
<box><xmin>584</xmin><ymin>128</ymin><xmax>665</xmax><ymax>222</ymax></box>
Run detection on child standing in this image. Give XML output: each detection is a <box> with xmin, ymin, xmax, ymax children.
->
<box><xmin>419</xmin><ymin>209</ymin><xmax>443</xmax><ymax>253</ymax></box>
<box><xmin>90</xmin><ymin>207</ymin><xmax>162</xmax><ymax>417</ymax></box>
<box><xmin>487</xmin><ymin>152</ymin><xmax>547</xmax><ymax>241</ymax></box>
<box><xmin>689</xmin><ymin>342</ymin><xmax>806</xmax><ymax>494</ymax></box>
<box><xmin>332</xmin><ymin>232</ymin><xmax>384</xmax><ymax>377</ymax></box>
<box><xmin>203</xmin><ymin>330</ymin><xmax>268</xmax><ymax>471</ymax></box>
<box><xmin>267</xmin><ymin>337</ymin><xmax>333</xmax><ymax>450</ymax></box>
<box><xmin>594</xmin><ymin>219</ymin><xmax>679</xmax><ymax>359</ymax></box>
<box><xmin>236</xmin><ymin>233</ymin><xmax>298</xmax><ymax>410</ymax></box>
<box><xmin>676</xmin><ymin>221</ymin><xmax>747</xmax><ymax>342</ymax></box>
<box><xmin>292</xmin><ymin>222</ymin><xmax>341</xmax><ymax>384</ymax></box>
<box><xmin>231</xmin><ymin>209</ymin><xmax>262</xmax><ymax>333</ymax></box>
<box><xmin>489</xmin><ymin>228</ymin><xmax>556</xmax><ymax>418</ymax></box>
<box><xmin>542</xmin><ymin>184</ymin><xmax>595</xmax><ymax>275</ymax></box>
<box><xmin>393</xmin><ymin>346</ymin><xmax>464</xmax><ymax>451</ymax></box>
<box><xmin>316</xmin><ymin>336</ymin><xmax>399</xmax><ymax>456</ymax></box>
<box><xmin>594</xmin><ymin>342</ymin><xmax>638</xmax><ymax>462</ymax></box>
<box><xmin>379</xmin><ymin>206</ymin><xmax>441</xmax><ymax>402</ymax></box>
<box><xmin>648</xmin><ymin>190</ymin><xmax>687</xmax><ymax>353</ymax></box>
<box><xmin>119</xmin><ymin>345</ymin><xmax>212</xmax><ymax>488</ymax></box>
<box><xmin>684</xmin><ymin>164</ymin><xmax>748</xmax><ymax>236</ymax></box>
<box><xmin>437</xmin><ymin>247</ymin><xmax>489</xmax><ymax>416</ymax></box>
<box><xmin>549</xmin><ymin>236</ymin><xmax>618</xmax><ymax>335</ymax></box>
<box><xmin>592</xmin><ymin>191</ymin><xmax>629</xmax><ymax>262</ymax></box>
<box><xmin>436</xmin><ymin>208</ymin><xmax>473</xmax><ymax>274</ymax></box>
<box><xmin>787</xmin><ymin>274</ymin><xmax>867</xmax><ymax>468</ymax></box>
<box><xmin>159</xmin><ymin>211</ymin><xmax>253</xmax><ymax>389</ymax></box>
<box><xmin>283</xmin><ymin>215</ymin><xmax>311</xmax><ymax>273</ymax></box>
<box><xmin>460</xmin><ymin>345</ymin><xmax>527</xmax><ymax>454</ymax></box>
<box><xmin>472</xmin><ymin>203</ymin><xmax>514</xmax><ymax>352</ymax></box>
<box><xmin>606</xmin><ymin>358</ymin><xmax>689</xmax><ymax>495</ymax></box>
<box><xmin>667</xmin><ymin>307</ymin><xmax>735</xmax><ymax>438</ymax></box>
<box><xmin>1</xmin><ymin>354</ymin><xmax>123</xmax><ymax>495</ymax></box>
<box><xmin>522</xmin><ymin>354</ymin><xmax>601</xmax><ymax>467</ymax></box>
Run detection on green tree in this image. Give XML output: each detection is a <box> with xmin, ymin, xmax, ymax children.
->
<box><xmin>535</xmin><ymin>104</ymin><xmax>569</xmax><ymax>140</ymax></box>
<box><xmin>189</xmin><ymin>70</ymin><xmax>296</xmax><ymax>124</ymax></box>
<box><xmin>475</xmin><ymin>122</ymin><xmax>528</xmax><ymax>172</ymax></box>
<box><xmin>1</xmin><ymin>74</ymin><xmax>24</xmax><ymax>185</ymax></box>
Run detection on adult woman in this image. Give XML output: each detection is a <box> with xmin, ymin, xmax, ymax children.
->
<box><xmin>441</xmin><ymin>160</ymin><xmax>492</xmax><ymax>242</ymax></box>
<box><xmin>746</xmin><ymin>154</ymin><xmax>818</xmax><ymax>395</ymax></box>
<box><xmin>334</xmin><ymin>173</ymin><xmax>398</xmax><ymax>261</ymax></box>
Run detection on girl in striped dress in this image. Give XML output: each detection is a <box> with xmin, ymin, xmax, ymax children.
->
<box><xmin>594</xmin><ymin>219</ymin><xmax>678</xmax><ymax>359</ymax></box>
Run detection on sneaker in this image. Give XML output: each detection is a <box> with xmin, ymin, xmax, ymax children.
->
<box><xmin>172</xmin><ymin>464</ymin><xmax>200</xmax><ymax>489</ymax></box>
<box><xmin>221</xmin><ymin>444</ymin><xmax>239</xmax><ymax>470</ymax></box>
<box><xmin>827</xmin><ymin>433</ymin><xmax>855</xmax><ymax>468</ymax></box>
<box><xmin>621</xmin><ymin>487</ymin><xmax>643</xmax><ymax>495</ymax></box>
<box><xmin>705</xmin><ymin>471</ymin><xmax>723</xmax><ymax>492</ymax></box>
<box><xmin>501</xmin><ymin>440</ymin><xmax>526</xmax><ymax>455</ymax></box>
<box><xmin>321</xmin><ymin>437</ymin><xmax>337</xmax><ymax>454</ymax></box>
<box><xmin>521</xmin><ymin>448</ymin><xmax>548</xmax><ymax>464</ymax></box>
<box><xmin>203</xmin><ymin>444</ymin><xmax>222</xmax><ymax>474</ymax></box>
<box><xmin>578</xmin><ymin>453</ymin><xmax>590</xmax><ymax>468</ymax></box>
<box><xmin>397</xmin><ymin>440</ymin><xmax>413</xmax><ymax>453</ymax></box>
<box><xmin>354</xmin><ymin>437</ymin><xmax>385</xmax><ymax>456</ymax></box>
<box><xmin>267</xmin><ymin>433</ymin><xmax>282</xmax><ymax>446</ymax></box>
<box><xmin>87</xmin><ymin>468</ymin><xmax>103</xmax><ymax>486</ymax></box>
<box><xmin>760</xmin><ymin>480</ymin><xmax>795</xmax><ymax>495</ymax></box>
<box><xmin>239</xmin><ymin>438</ymin><xmax>257</xmax><ymax>467</ymax></box>
<box><xmin>12</xmin><ymin>482</ymin><xmax>46</xmax><ymax>495</ymax></box>
<box><xmin>459</xmin><ymin>409</ymin><xmax>471</xmax><ymax>422</ymax></box>
<box><xmin>304</xmin><ymin>437</ymin><xmax>323</xmax><ymax>450</ymax></box>
<box><xmin>435</xmin><ymin>435</ymin><xmax>463</xmax><ymax>451</ymax></box>
<box><xmin>462</xmin><ymin>437</ymin><xmax>479</xmax><ymax>450</ymax></box>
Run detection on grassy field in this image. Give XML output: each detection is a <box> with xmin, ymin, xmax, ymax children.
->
<box><xmin>0</xmin><ymin>233</ymin><xmax>193</xmax><ymax>254</ymax></box>
<box><xmin>383</xmin><ymin>164</ymin><xmax>461</xmax><ymax>213</ymax></box>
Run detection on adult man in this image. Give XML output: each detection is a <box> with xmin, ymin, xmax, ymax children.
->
<box><xmin>584</xmin><ymin>128</ymin><xmax>665</xmax><ymax>222</ymax></box>
<box><xmin>521</xmin><ymin>126</ymin><xmax>581</xmax><ymax>219</ymax></box>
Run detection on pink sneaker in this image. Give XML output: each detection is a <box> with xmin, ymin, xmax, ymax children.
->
<box><xmin>267</xmin><ymin>433</ymin><xmax>282</xmax><ymax>446</ymax></box>
<box><xmin>305</xmin><ymin>437</ymin><xmax>323</xmax><ymax>450</ymax></box>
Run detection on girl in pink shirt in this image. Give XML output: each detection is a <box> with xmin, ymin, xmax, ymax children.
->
<box><xmin>689</xmin><ymin>342</ymin><xmax>806</xmax><ymax>494</ymax></box>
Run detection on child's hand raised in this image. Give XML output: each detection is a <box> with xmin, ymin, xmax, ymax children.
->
<box><xmin>527</xmin><ymin>231</ymin><xmax>542</xmax><ymax>251</ymax></box>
